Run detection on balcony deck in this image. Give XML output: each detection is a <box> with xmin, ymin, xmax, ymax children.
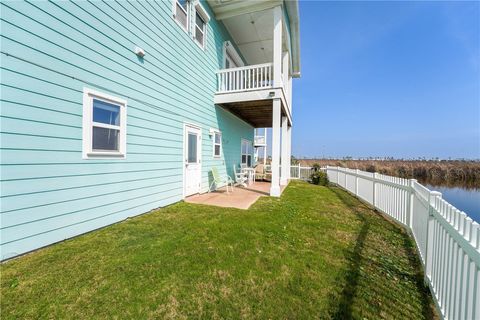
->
<box><xmin>215</xmin><ymin>63</ymin><xmax>291</xmax><ymax>127</ymax></box>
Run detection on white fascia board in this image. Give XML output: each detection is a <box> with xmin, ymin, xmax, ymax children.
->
<box><xmin>284</xmin><ymin>0</ymin><xmax>301</xmax><ymax>78</ymax></box>
<box><xmin>209</xmin><ymin>0</ymin><xmax>282</xmax><ymax>20</ymax></box>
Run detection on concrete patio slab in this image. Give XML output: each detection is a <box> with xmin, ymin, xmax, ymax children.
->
<box><xmin>185</xmin><ymin>182</ymin><xmax>286</xmax><ymax>210</ymax></box>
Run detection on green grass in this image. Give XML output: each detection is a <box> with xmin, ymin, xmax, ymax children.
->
<box><xmin>1</xmin><ymin>181</ymin><xmax>437</xmax><ymax>319</ymax></box>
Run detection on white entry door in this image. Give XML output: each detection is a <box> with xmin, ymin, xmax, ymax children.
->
<box><xmin>184</xmin><ymin>125</ymin><xmax>202</xmax><ymax>196</ymax></box>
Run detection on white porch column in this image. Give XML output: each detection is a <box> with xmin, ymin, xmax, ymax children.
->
<box><xmin>263</xmin><ymin>128</ymin><xmax>267</xmax><ymax>166</ymax></box>
<box><xmin>273</xmin><ymin>6</ymin><xmax>282</xmax><ymax>87</ymax></box>
<box><xmin>270</xmin><ymin>5</ymin><xmax>283</xmax><ymax>197</ymax></box>
<box><xmin>270</xmin><ymin>99</ymin><xmax>281</xmax><ymax>197</ymax></box>
<box><xmin>287</xmin><ymin>125</ymin><xmax>292</xmax><ymax>179</ymax></box>
<box><xmin>282</xmin><ymin>51</ymin><xmax>289</xmax><ymax>88</ymax></box>
<box><xmin>280</xmin><ymin>116</ymin><xmax>289</xmax><ymax>185</ymax></box>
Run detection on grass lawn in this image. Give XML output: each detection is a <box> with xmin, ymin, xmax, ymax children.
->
<box><xmin>1</xmin><ymin>181</ymin><xmax>437</xmax><ymax>319</ymax></box>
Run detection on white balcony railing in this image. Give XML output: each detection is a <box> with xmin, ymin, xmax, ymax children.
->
<box><xmin>254</xmin><ymin>135</ymin><xmax>266</xmax><ymax>146</ymax></box>
<box><xmin>216</xmin><ymin>63</ymin><xmax>273</xmax><ymax>93</ymax></box>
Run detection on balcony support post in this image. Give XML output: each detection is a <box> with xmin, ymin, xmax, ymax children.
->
<box><xmin>273</xmin><ymin>5</ymin><xmax>282</xmax><ymax>87</ymax></box>
<box><xmin>287</xmin><ymin>125</ymin><xmax>292</xmax><ymax>180</ymax></box>
<box><xmin>270</xmin><ymin>98</ymin><xmax>282</xmax><ymax>197</ymax></box>
<box><xmin>280</xmin><ymin>116</ymin><xmax>289</xmax><ymax>185</ymax></box>
<box><xmin>264</xmin><ymin>129</ymin><xmax>267</xmax><ymax>165</ymax></box>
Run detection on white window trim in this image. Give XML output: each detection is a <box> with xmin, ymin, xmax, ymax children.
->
<box><xmin>193</xmin><ymin>1</ymin><xmax>210</xmax><ymax>50</ymax></box>
<box><xmin>172</xmin><ymin>0</ymin><xmax>189</xmax><ymax>33</ymax></box>
<box><xmin>82</xmin><ymin>88</ymin><xmax>127</xmax><ymax>159</ymax></box>
<box><xmin>212</xmin><ymin>130</ymin><xmax>222</xmax><ymax>158</ymax></box>
<box><xmin>241</xmin><ymin>138</ymin><xmax>253</xmax><ymax>166</ymax></box>
<box><xmin>223</xmin><ymin>41</ymin><xmax>244</xmax><ymax>68</ymax></box>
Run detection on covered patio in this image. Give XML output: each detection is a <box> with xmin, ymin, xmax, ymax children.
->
<box><xmin>185</xmin><ymin>181</ymin><xmax>287</xmax><ymax>210</ymax></box>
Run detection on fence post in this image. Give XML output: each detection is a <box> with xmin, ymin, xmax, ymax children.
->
<box><xmin>425</xmin><ymin>191</ymin><xmax>442</xmax><ymax>284</ymax></box>
<box><xmin>407</xmin><ymin>179</ymin><xmax>417</xmax><ymax>229</ymax></box>
<box><xmin>355</xmin><ymin>169</ymin><xmax>359</xmax><ymax>196</ymax></box>
<box><xmin>298</xmin><ymin>163</ymin><xmax>301</xmax><ymax>179</ymax></box>
<box><xmin>372</xmin><ymin>172</ymin><xmax>377</xmax><ymax>208</ymax></box>
<box><xmin>336</xmin><ymin>166</ymin><xmax>339</xmax><ymax>185</ymax></box>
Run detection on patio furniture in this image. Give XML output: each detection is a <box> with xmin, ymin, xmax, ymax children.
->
<box><xmin>264</xmin><ymin>165</ymin><xmax>272</xmax><ymax>182</ymax></box>
<box><xmin>233</xmin><ymin>165</ymin><xmax>248</xmax><ymax>187</ymax></box>
<box><xmin>209</xmin><ymin>167</ymin><xmax>234</xmax><ymax>193</ymax></box>
<box><xmin>254</xmin><ymin>164</ymin><xmax>266</xmax><ymax>181</ymax></box>
<box><xmin>241</xmin><ymin>167</ymin><xmax>255</xmax><ymax>185</ymax></box>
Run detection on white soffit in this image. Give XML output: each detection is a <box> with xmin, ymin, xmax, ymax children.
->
<box><xmin>222</xmin><ymin>9</ymin><xmax>273</xmax><ymax>65</ymax></box>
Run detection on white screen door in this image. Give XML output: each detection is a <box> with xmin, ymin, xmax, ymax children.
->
<box><xmin>184</xmin><ymin>125</ymin><xmax>202</xmax><ymax>196</ymax></box>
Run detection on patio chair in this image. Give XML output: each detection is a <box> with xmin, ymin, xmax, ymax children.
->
<box><xmin>233</xmin><ymin>165</ymin><xmax>247</xmax><ymax>187</ymax></box>
<box><xmin>264</xmin><ymin>165</ymin><xmax>272</xmax><ymax>182</ymax></box>
<box><xmin>209</xmin><ymin>167</ymin><xmax>234</xmax><ymax>194</ymax></box>
<box><xmin>254</xmin><ymin>164</ymin><xmax>266</xmax><ymax>181</ymax></box>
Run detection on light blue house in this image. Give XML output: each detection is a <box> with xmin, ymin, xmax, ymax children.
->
<box><xmin>0</xmin><ymin>0</ymin><xmax>301</xmax><ymax>260</ymax></box>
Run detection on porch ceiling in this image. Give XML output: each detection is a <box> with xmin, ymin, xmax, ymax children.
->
<box><xmin>222</xmin><ymin>10</ymin><xmax>273</xmax><ymax>65</ymax></box>
<box><xmin>218</xmin><ymin>99</ymin><xmax>287</xmax><ymax>128</ymax></box>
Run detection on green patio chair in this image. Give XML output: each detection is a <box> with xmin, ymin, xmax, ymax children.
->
<box><xmin>209</xmin><ymin>167</ymin><xmax>234</xmax><ymax>194</ymax></box>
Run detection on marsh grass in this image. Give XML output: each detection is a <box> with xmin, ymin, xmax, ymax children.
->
<box><xmin>301</xmin><ymin>159</ymin><xmax>480</xmax><ymax>188</ymax></box>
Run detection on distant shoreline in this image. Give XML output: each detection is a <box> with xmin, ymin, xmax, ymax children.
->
<box><xmin>296</xmin><ymin>159</ymin><xmax>480</xmax><ymax>189</ymax></box>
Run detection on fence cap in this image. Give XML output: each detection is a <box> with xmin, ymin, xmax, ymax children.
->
<box><xmin>430</xmin><ymin>191</ymin><xmax>442</xmax><ymax>197</ymax></box>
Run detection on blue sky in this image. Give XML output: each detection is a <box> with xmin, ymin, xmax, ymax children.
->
<box><xmin>291</xmin><ymin>1</ymin><xmax>480</xmax><ymax>159</ymax></box>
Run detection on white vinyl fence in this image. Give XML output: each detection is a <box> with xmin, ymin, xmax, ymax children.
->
<box><xmin>290</xmin><ymin>164</ymin><xmax>315</xmax><ymax>180</ymax></box>
<box><xmin>264</xmin><ymin>164</ymin><xmax>314</xmax><ymax>180</ymax></box>
<box><xmin>325</xmin><ymin>166</ymin><xmax>480</xmax><ymax>320</ymax></box>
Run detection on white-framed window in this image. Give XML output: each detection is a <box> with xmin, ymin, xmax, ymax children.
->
<box><xmin>82</xmin><ymin>88</ymin><xmax>127</xmax><ymax>159</ymax></box>
<box><xmin>213</xmin><ymin>131</ymin><xmax>221</xmax><ymax>158</ymax></box>
<box><xmin>173</xmin><ymin>0</ymin><xmax>189</xmax><ymax>32</ymax></box>
<box><xmin>241</xmin><ymin>139</ymin><xmax>253</xmax><ymax>167</ymax></box>
<box><xmin>194</xmin><ymin>1</ymin><xmax>210</xmax><ymax>49</ymax></box>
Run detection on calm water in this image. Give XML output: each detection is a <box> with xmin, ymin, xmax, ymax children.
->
<box><xmin>425</xmin><ymin>185</ymin><xmax>480</xmax><ymax>224</ymax></box>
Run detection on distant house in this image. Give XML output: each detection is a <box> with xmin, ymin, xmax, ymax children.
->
<box><xmin>0</xmin><ymin>0</ymin><xmax>301</xmax><ymax>259</ymax></box>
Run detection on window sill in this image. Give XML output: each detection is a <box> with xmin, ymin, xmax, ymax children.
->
<box><xmin>84</xmin><ymin>152</ymin><xmax>126</xmax><ymax>159</ymax></box>
<box><xmin>194</xmin><ymin>39</ymin><xmax>206</xmax><ymax>51</ymax></box>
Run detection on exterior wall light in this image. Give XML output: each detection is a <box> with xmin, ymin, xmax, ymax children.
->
<box><xmin>134</xmin><ymin>47</ymin><xmax>145</xmax><ymax>57</ymax></box>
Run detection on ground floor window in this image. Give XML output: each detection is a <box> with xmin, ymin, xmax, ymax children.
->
<box><xmin>82</xmin><ymin>88</ymin><xmax>127</xmax><ymax>159</ymax></box>
<box><xmin>241</xmin><ymin>139</ymin><xmax>253</xmax><ymax>167</ymax></box>
<box><xmin>213</xmin><ymin>131</ymin><xmax>221</xmax><ymax>158</ymax></box>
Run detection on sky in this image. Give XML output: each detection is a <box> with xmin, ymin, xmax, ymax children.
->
<box><xmin>290</xmin><ymin>1</ymin><xmax>480</xmax><ymax>159</ymax></box>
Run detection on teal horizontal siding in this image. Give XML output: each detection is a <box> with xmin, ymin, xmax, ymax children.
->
<box><xmin>0</xmin><ymin>0</ymin><xmax>253</xmax><ymax>259</ymax></box>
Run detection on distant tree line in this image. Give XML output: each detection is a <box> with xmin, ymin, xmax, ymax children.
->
<box><xmin>296</xmin><ymin>159</ymin><xmax>480</xmax><ymax>188</ymax></box>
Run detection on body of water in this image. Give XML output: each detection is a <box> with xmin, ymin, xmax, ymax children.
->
<box><xmin>426</xmin><ymin>184</ymin><xmax>480</xmax><ymax>224</ymax></box>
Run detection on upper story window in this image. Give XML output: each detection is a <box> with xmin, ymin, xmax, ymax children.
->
<box><xmin>194</xmin><ymin>11</ymin><xmax>206</xmax><ymax>48</ymax></box>
<box><xmin>213</xmin><ymin>131</ymin><xmax>221</xmax><ymax>157</ymax></box>
<box><xmin>173</xmin><ymin>0</ymin><xmax>189</xmax><ymax>31</ymax></box>
<box><xmin>193</xmin><ymin>2</ymin><xmax>210</xmax><ymax>49</ymax></box>
<box><xmin>82</xmin><ymin>88</ymin><xmax>127</xmax><ymax>159</ymax></box>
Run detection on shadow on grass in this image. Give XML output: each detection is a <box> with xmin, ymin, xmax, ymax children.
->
<box><xmin>328</xmin><ymin>186</ymin><xmax>435</xmax><ymax>320</ymax></box>
<box><xmin>399</xmin><ymin>227</ymin><xmax>437</xmax><ymax>320</ymax></box>
<box><xmin>329</xmin><ymin>187</ymin><xmax>370</xmax><ymax>319</ymax></box>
